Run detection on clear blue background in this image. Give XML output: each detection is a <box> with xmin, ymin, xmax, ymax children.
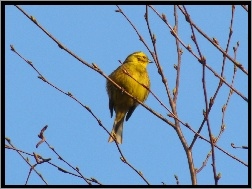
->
<box><xmin>5</xmin><ymin>5</ymin><xmax>248</xmax><ymax>185</ymax></box>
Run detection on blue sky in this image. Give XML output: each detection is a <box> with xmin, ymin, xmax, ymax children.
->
<box><xmin>5</xmin><ymin>5</ymin><xmax>249</xmax><ymax>185</ymax></box>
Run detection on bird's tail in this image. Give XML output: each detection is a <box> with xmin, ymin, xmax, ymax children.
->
<box><xmin>108</xmin><ymin>112</ymin><xmax>125</xmax><ymax>144</ymax></box>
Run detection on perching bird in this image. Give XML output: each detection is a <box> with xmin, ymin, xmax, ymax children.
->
<box><xmin>106</xmin><ymin>51</ymin><xmax>151</xmax><ymax>144</ymax></box>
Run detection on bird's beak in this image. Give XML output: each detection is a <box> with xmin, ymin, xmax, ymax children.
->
<box><xmin>149</xmin><ymin>59</ymin><xmax>153</xmax><ymax>63</ymax></box>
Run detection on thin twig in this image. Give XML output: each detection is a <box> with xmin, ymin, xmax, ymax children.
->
<box><xmin>5</xmin><ymin>138</ymin><xmax>48</xmax><ymax>185</ymax></box>
<box><xmin>143</xmin><ymin>5</ymin><xmax>173</xmax><ymax>107</ymax></box>
<box><xmin>6</xmin><ymin>143</ymin><xmax>102</xmax><ymax>184</ymax></box>
<box><xmin>173</xmin><ymin>5</ymin><xmax>182</xmax><ymax>103</ymax></box>
<box><xmin>177</xmin><ymin>5</ymin><xmax>247</xmax><ymax>75</ymax></box>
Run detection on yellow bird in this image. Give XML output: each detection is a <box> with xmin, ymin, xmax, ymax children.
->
<box><xmin>106</xmin><ymin>51</ymin><xmax>151</xmax><ymax>144</ymax></box>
